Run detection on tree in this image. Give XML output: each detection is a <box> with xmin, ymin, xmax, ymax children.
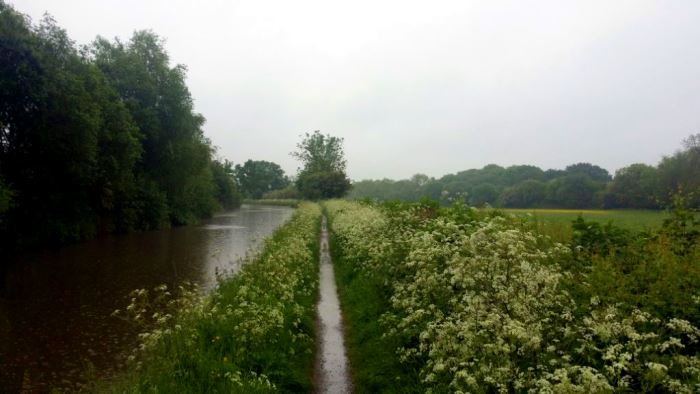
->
<box><xmin>0</xmin><ymin>2</ymin><xmax>241</xmax><ymax>253</ymax></box>
<box><xmin>292</xmin><ymin>131</ymin><xmax>351</xmax><ymax>199</ymax></box>
<box><xmin>499</xmin><ymin>180</ymin><xmax>547</xmax><ymax>208</ymax></box>
<box><xmin>564</xmin><ymin>163</ymin><xmax>612</xmax><ymax>183</ymax></box>
<box><xmin>0</xmin><ymin>7</ymin><xmax>142</xmax><ymax>243</ymax></box>
<box><xmin>211</xmin><ymin>159</ymin><xmax>242</xmax><ymax>209</ymax></box>
<box><xmin>503</xmin><ymin>165</ymin><xmax>545</xmax><ymax>184</ymax></box>
<box><xmin>546</xmin><ymin>174</ymin><xmax>601</xmax><ymax>208</ymax></box>
<box><xmin>292</xmin><ymin>130</ymin><xmax>347</xmax><ymax>173</ymax></box>
<box><xmin>296</xmin><ymin>170</ymin><xmax>351</xmax><ymax>200</ymax></box>
<box><xmin>656</xmin><ymin>134</ymin><xmax>700</xmax><ymax>207</ymax></box>
<box><xmin>603</xmin><ymin>164</ymin><xmax>659</xmax><ymax>209</ymax></box>
<box><xmin>233</xmin><ymin>160</ymin><xmax>289</xmax><ymax>199</ymax></box>
<box><xmin>92</xmin><ymin>30</ymin><xmax>220</xmax><ymax>225</ymax></box>
<box><xmin>469</xmin><ymin>183</ymin><xmax>498</xmax><ymax>206</ymax></box>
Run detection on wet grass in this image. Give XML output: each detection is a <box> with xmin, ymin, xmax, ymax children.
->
<box><xmin>500</xmin><ymin>209</ymin><xmax>669</xmax><ymax>242</ymax></box>
<box><xmin>503</xmin><ymin>208</ymin><xmax>666</xmax><ymax>229</ymax></box>
<box><xmin>328</xmin><ymin>227</ymin><xmax>422</xmax><ymax>393</ymax></box>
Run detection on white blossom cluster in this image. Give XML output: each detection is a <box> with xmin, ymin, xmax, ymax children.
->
<box><xmin>325</xmin><ymin>200</ymin><xmax>700</xmax><ymax>393</ymax></box>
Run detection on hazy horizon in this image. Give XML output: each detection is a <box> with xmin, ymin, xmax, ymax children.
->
<box><xmin>11</xmin><ymin>0</ymin><xmax>700</xmax><ymax>180</ymax></box>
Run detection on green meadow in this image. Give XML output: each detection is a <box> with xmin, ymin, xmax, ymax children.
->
<box><xmin>503</xmin><ymin>208</ymin><xmax>667</xmax><ymax>229</ymax></box>
<box><xmin>498</xmin><ymin>209</ymin><xmax>669</xmax><ymax>243</ymax></box>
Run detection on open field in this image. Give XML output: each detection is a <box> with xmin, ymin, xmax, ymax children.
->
<box><xmin>498</xmin><ymin>208</ymin><xmax>671</xmax><ymax>242</ymax></box>
<box><xmin>502</xmin><ymin>208</ymin><xmax>668</xmax><ymax>230</ymax></box>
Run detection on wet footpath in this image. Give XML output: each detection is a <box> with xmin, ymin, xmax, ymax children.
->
<box><xmin>315</xmin><ymin>216</ymin><xmax>352</xmax><ymax>393</ymax></box>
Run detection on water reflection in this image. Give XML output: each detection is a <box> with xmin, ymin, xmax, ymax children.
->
<box><xmin>0</xmin><ymin>204</ymin><xmax>293</xmax><ymax>392</ymax></box>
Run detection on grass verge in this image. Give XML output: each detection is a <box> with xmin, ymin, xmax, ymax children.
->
<box><xmin>101</xmin><ymin>202</ymin><xmax>321</xmax><ymax>393</ymax></box>
<box><xmin>243</xmin><ymin>199</ymin><xmax>300</xmax><ymax>207</ymax></box>
<box><xmin>500</xmin><ymin>208</ymin><xmax>670</xmax><ymax>242</ymax></box>
<box><xmin>326</xmin><ymin>209</ymin><xmax>422</xmax><ymax>393</ymax></box>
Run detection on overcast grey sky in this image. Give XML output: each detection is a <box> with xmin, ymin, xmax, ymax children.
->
<box><xmin>11</xmin><ymin>0</ymin><xmax>700</xmax><ymax>180</ymax></box>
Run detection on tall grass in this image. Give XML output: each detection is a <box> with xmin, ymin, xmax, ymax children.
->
<box><xmin>102</xmin><ymin>202</ymin><xmax>321</xmax><ymax>393</ymax></box>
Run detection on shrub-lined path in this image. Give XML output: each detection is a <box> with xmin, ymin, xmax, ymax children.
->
<box><xmin>315</xmin><ymin>216</ymin><xmax>352</xmax><ymax>393</ymax></box>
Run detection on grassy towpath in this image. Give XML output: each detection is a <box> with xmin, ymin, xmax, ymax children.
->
<box><xmin>315</xmin><ymin>216</ymin><xmax>352</xmax><ymax>393</ymax></box>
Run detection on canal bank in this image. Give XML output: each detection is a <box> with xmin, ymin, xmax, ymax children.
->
<box><xmin>96</xmin><ymin>203</ymin><xmax>322</xmax><ymax>392</ymax></box>
<box><xmin>0</xmin><ymin>204</ymin><xmax>294</xmax><ymax>392</ymax></box>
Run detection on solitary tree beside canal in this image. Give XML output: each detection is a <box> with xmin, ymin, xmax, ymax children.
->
<box><xmin>292</xmin><ymin>131</ymin><xmax>351</xmax><ymax>200</ymax></box>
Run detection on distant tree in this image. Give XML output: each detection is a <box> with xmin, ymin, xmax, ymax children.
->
<box><xmin>603</xmin><ymin>164</ymin><xmax>659</xmax><ymax>209</ymax></box>
<box><xmin>296</xmin><ymin>170</ymin><xmax>351</xmax><ymax>200</ymax></box>
<box><xmin>233</xmin><ymin>160</ymin><xmax>289</xmax><ymax>199</ymax></box>
<box><xmin>564</xmin><ymin>163</ymin><xmax>612</xmax><ymax>183</ymax></box>
<box><xmin>410</xmin><ymin>173</ymin><xmax>431</xmax><ymax>187</ymax></box>
<box><xmin>503</xmin><ymin>165</ymin><xmax>545</xmax><ymax>184</ymax></box>
<box><xmin>348</xmin><ymin>174</ymin><xmax>440</xmax><ymax>202</ymax></box>
<box><xmin>348</xmin><ymin>179</ymin><xmax>399</xmax><ymax>200</ymax></box>
<box><xmin>292</xmin><ymin>130</ymin><xmax>347</xmax><ymax>173</ymax></box>
<box><xmin>292</xmin><ymin>131</ymin><xmax>351</xmax><ymax>199</ymax></box>
<box><xmin>656</xmin><ymin>134</ymin><xmax>700</xmax><ymax>207</ymax></box>
<box><xmin>683</xmin><ymin>133</ymin><xmax>700</xmax><ymax>151</ymax></box>
<box><xmin>499</xmin><ymin>180</ymin><xmax>547</xmax><ymax>208</ymax></box>
<box><xmin>546</xmin><ymin>174</ymin><xmax>601</xmax><ymax>208</ymax></box>
<box><xmin>469</xmin><ymin>183</ymin><xmax>498</xmax><ymax>206</ymax></box>
<box><xmin>211</xmin><ymin>159</ymin><xmax>242</xmax><ymax>209</ymax></box>
<box><xmin>262</xmin><ymin>184</ymin><xmax>300</xmax><ymax>200</ymax></box>
<box><xmin>543</xmin><ymin>169</ymin><xmax>566</xmax><ymax>180</ymax></box>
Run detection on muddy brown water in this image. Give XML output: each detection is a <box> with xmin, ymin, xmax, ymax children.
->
<box><xmin>0</xmin><ymin>204</ymin><xmax>293</xmax><ymax>392</ymax></box>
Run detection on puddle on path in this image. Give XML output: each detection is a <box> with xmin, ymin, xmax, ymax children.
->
<box><xmin>315</xmin><ymin>216</ymin><xmax>352</xmax><ymax>394</ymax></box>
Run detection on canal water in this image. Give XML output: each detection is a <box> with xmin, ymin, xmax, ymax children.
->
<box><xmin>0</xmin><ymin>204</ymin><xmax>294</xmax><ymax>392</ymax></box>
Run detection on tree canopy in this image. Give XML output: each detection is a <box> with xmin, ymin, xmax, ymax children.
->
<box><xmin>234</xmin><ymin>160</ymin><xmax>289</xmax><ymax>199</ymax></box>
<box><xmin>292</xmin><ymin>131</ymin><xmax>350</xmax><ymax>200</ymax></box>
<box><xmin>0</xmin><ymin>2</ymin><xmax>240</xmax><ymax>252</ymax></box>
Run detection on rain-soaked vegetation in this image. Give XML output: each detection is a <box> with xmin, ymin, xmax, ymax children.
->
<box><xmin>326</xmin><ymin>199</ymin><xmax>700</xmax><ymax>393</ymax></box>
<box><xmin>100</xmin><ymin>203</ymin><xmax>322</xmax><ymax>392</ymax></box>
<box><xmin>2</xmin><ymin>1</ymin><xmax>700</xmax><ymax>393</ymax></box>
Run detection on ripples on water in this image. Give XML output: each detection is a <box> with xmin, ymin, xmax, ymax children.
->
<box><xmin>0</xmin><ymin>204</ymin><xmax>294</xmax><ymax>392</ymax></box>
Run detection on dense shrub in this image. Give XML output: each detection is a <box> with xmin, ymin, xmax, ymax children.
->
<box><xmin>326</xmin><ymin>200</ymin><xmax>700</xmax><ymax>393</ymax></box>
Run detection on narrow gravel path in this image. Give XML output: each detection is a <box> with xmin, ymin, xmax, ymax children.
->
<box><xmin>315</xmin><ymin>216</ymin><xmax>352</xmax><ymax>394</ymax></box>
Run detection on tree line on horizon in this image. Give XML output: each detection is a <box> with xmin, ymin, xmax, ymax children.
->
<box><xmin>348</xmin><ymin>135</ymin><xmax>700</xmax><ymax>210</ymax></box>
<box><xmin>0</xmin><ymin>3</ymin><xmax>241</xmax><ymax>252</ymax></box>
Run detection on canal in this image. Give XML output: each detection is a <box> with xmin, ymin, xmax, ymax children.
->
<box><xmin>0</xmin><ymin>204</ymin><xmax>294</xmax><ymax>392</ymax></box>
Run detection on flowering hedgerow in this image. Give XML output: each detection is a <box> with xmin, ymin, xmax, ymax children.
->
<box><xmin>108</xmin><ymin>202</ymin><xmax>321</xmax><ymax>393</ymax></box>
<box><xmin>325</xmin><ymin>200</ymin><xmax>700</xmax><ymax>393</ymax></box>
